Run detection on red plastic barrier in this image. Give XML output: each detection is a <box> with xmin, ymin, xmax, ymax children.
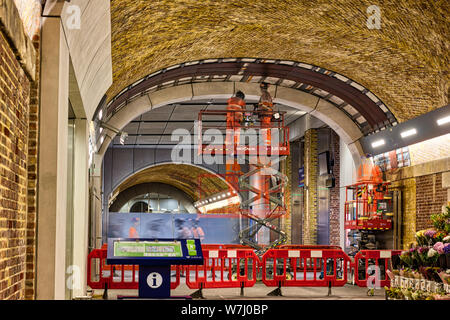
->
<box><xmin>261</xmin><ymin>248</ymin><xmax>352</xmax><ymax>287</ymax></box>
<box><xmin>200</xmin><ymin>244</ymin><xmax>252</xmax><ymax>250</ymax></box>
<box><xmin>87</xmin><ymin>248</ymin><xmax>180</xmax><ymax>290</ymax></box>
<box><xmin>87</xmin><ymin>244</ymin><xmax>403</xmax><ymax>292</ymax></box>
<box><xmin>353</xmin><ymin>250</ymin><xmax>402</xmax><ymax>288</ymax></box>
<box><xmin>185</xmin><ymin>248</ymin><xmax>260</xmax><ymax>289</ymax></box>
<box><xmin>279</xmin><ymin>245</ymin><xmax>342</xmax><ymax>250</ymax></box>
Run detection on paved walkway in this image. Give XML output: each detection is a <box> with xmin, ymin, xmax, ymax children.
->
<box><xmin>95</xmin><ymin>283</ymin><xmax>385</xmax><ymax>300</ymax></box>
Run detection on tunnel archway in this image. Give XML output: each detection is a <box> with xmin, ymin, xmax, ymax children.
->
<box><xmin>109</xmin><ymin>182</ymin><xmax>198</xmax><ymax>213</ymax></box>
<box><xmin>107</xmin><ymin>162</ymin><xmax>236</xmax><ymax>209</ymax></box>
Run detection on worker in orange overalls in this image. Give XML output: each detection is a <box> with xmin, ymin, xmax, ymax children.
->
<box><xmin>226</xmin><ymin>90</ymin><xmax>246</xmax><ymax>142</ymax></box>
<box><xmin>258</xmin><ymin>83</ymin><xmax>274</xmax><ymax>147</ymax></box>
<box><xmin>128</xmin><ymin>217</ymin><xmax>140</xmax><ymax>238</ymax></box>
<box><xmin>225</xmin><ymin>91</ymin><xmax>246</xmax><ymax>189</ymax></box>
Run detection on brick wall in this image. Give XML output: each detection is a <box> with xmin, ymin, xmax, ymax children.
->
<box><xmin>24</xmin><ymin>33</ymin><xmax>39</xmax><ymax>300</ymax></box>
<box><xmin>329</xmin><ymin>131</ymin><xmax>340</xmax><ymax>246</ymax></box>
<box><xmin>416</xmin><ymin>173</ymin><xmax>447</xmax><ymax>231</ymax></box>
<box><xmin>282</xmin><ymin>155</ymin><xmax>291</xmax><ymax>244</ymax></box>
<box><xmin>389</xmin><ymin>178</ymin><xmax>416</xmax><ymax>250</ymax></box>
<box><xmin>0</xmin><ymin>30</ymin><xmax>31</xmax><ymax>299</ymax></box>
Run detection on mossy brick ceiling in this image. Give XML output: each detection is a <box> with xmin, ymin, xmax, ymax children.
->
<box><xmin>109</xmin><ymin>0</ymin><xmax>448</xmax><ymax>123</ymax></box>
<box><xmin>113</xmin><ymin>164</ymin><xmax>229</xmax><ymax>201</ymax></box>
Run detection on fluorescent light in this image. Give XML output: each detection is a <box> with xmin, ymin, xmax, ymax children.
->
<box><xmin>400</xmin><ymin>128</ymin><xmax>417</xmax><ymax>138</ymax></box>
<box><xmin>200</xmin><ymin>196</ymin><xmax>241</xmax><ymax>212</ymax></box>
<box><xmin>371</xmin><ymin>139</ymin><xmax>385</xmax><ymax>148</ymax></box>
<box><xmin>437</xmin><ymin>115</ymin><xmax>450</xmax><ymax>126</ymax></box>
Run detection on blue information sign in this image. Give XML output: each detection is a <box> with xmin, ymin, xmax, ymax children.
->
<box><xmin>106</xmin><ymin>238</ymin><xmax>203</xmax><ymax>299</ymax></box>
<box><xmin>298</xmin><ymin>166</ymin><xmax>305</xmax><ymax>187</ymax></box>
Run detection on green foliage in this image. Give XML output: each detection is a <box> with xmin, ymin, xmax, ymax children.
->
<box><xmin>431</xmin><ymin>205</ymin><xmax>450</xmax><ymax>233</ymax></box>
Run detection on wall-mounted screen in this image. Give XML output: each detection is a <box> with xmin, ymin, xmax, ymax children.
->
<box><xmin>318</xmin><ymin>151</ymin><xmax>330</xmax><ymax>175</ymax></box>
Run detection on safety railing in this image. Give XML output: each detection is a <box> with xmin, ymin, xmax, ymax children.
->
<box><xmin>87</xmin><ymin>245</ymin><xmax>402</xmax><ymax>294</ymax></box>
<box><xmin>353</xmin><ymin>250</ymin><xmax>402</xmax><ymax>288</ymax></box>
<box><xmin>87</xmin><ymin>247</ymin><xmax>180</xmax><ymax>290</ymax></box>
<box><xmin>261</xmin><ymin>248</ymin><xmax>352</xmax><ymax>289</ymax></box>
<box><xmin>185</xmin><ymin>248</ymin><xmax>260</xmax><ymax>291</ymax></box>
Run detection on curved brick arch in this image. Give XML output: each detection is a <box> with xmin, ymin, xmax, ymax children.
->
<box><xmin>109</xmin><ymin>182</ymin><xmax>198</xmax><ymax>213</ymax></box>
<box><xmin>109</xmin><ymin>0</ymin><xmax>448</xmax><ymax>124</ymax></box>
<box><xmin>107</xmin><ymin>162</ymin><xmax>234</xmax><ymax>206</ymax></box>
<box><xmin>97</xmin><ymin>81</ymin><xmax>365</xmax><ymax>166</ymax></box>
<box><xmin>103</xmin><ymin>58</ymin><xmax>397</xmax><ymax>134</ymax></box>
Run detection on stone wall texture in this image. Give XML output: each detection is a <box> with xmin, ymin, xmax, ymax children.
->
<box><xmin>109</xmin><ymin>0</ymin><xmax>449</xmax><ymax>123</ymax></box>
<box><xmin>329</xmin><ymin>131</ymin><xmax>340</xmax><ymax>246</ymax></box>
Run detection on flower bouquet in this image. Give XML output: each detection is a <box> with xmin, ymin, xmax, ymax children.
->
<box><xmin>419</xmin><ymin>266</ymin><xmax>441</xmax><ymax>282</ymax></box>
<box><xmin>431</xmin><ymin>205</ymin><xmax>450</xmax><ymax>234</ymax></box>
<box><xmin>444</xmin><ymin>235</ymin><xmax>450</xmax><ymax>243</ymax></box>
<box><xmin>384</xmin><ymin>286</ymin><xmax>403</xmax><ymax>300</ymax></box>
<box><xmin>399</xmin><ymin>250</ymin><xmax>414</xmax><ymax>268</ymax></box>
<box><xmin>412</xmin><ymin>246</ymin><xmax>429</xmax><ymax>267</ymax></box>
<box><xmin>386</xmin><ymin>269</ymin><xmax>395</xmax><ymax>281</ymax></box>
<box><xmin>434</xmin><ymin>242</ymin><xmax>450</xmax><ymax>269</ymax></box>
<box><xmin>438</xmin><ymin>269</ymin><xmax>450</xmax><ymax>285</ymax></box>
<box><xmin>416</xmin><ymin>230</ymin><xmax>428</xmax><ymax>247</ymax></box>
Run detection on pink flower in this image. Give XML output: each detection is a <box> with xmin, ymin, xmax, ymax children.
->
<box><xmin>433</xmin><ymin>242</ymin><xmax>445</xmax><ymax>254</ymax></box>
<box><xmin>424</xmin><ymin>229</ymin><xmax>437</xmax><ymax>238</ymax></box>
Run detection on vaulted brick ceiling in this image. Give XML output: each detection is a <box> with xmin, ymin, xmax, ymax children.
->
<box><xmin>112</xmin><ymin>163</ymin><xmax>229</xmax><ymax>201</ymax></box>
<box><xmin>109</xmin><ymin>0</ymin><xmax>448</xmax><ymax>123</ymax></box>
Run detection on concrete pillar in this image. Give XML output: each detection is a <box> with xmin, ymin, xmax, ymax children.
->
<box><xmin>36</xmin><ymin>17</ymin><xmax>69</xmax><ymax>300</ymax></box>
<box><xmin>92</xmin><ymin>154</ymin><xmax>103</xmax><ymax>249</ymax></box>
<box><xmin>339</xmin><ymin>140</ymin><xmax>357</xmax><ymax>249</ymax></box>
<box><xmin>71</xmin><ymin>119</ymin><xmax>89</xmax><ymax>297</ymax></box>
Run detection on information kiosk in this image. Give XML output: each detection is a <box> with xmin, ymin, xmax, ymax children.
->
<box><xmin>107</xmin><ymin>238</ymin><xmax>203</xmax><ymax>299</ymax></box>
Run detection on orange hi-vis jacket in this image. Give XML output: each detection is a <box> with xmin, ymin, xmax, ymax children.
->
<box><xmin>227</xmin><ymin>96</ymin><xmax>246</xmax><ymax>124</ymax></box>
<box><xmin>357</xmin><ymin>163</ymin><xmax>383</xmax><ymax>183</ymax></box>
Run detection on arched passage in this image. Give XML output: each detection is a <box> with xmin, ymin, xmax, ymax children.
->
<box><xmin>97</xmin><ymin>80</ymin><xmax>368</xmax><ymax>166</ymax></box>
<box><xmin>106</xmin><ymin>162</ymin><xmax>234</xmax><ymax>210</ymax></box>
<box><xmin>109</xmin><ymin>182</ymin><xmax>197</xmax><ymax>213</ymax></box>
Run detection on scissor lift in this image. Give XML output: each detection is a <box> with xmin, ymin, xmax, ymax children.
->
<box><xmin>344</xmin><ymin>181</ymin><xmax>393</xmax><ymax>230</ymax></box>
<box><xmin>197</xmin><ymin>105</ymin><xmax>290</xmax><ymax>255</ymax></box>
<box><xmin>344</xmin><ymin>161</ymin><xmax>394</xmax><ymax>258</ymax></box>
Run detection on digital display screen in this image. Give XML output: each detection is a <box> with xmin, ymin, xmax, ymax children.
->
<box><xmin>113</xmin><ymin>241</ymin><xmax>183</xmax><ymax>258</ymax></box>
<box><xmin>318</xmin><ymin>151</ymin><xmax>330</xmax><ymax>175</ymax></box>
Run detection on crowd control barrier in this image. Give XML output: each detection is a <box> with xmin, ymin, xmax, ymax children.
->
<box><xmin>353</xmin><ymin>249</ymin><xmax>402</xmax><ymax>288</ymax></box>
<box><xmin>261</xmin><ymin>248</ymin><xmax>352</xmax><ymax>290</ymax></box>
<box><xmin>87</xmin><ymin>244</ymin><xmax>403</xmax><ymax>296</ymax></box>
<box><xmin>185</xmin><ymin>247</ymin><xmax>260</xmax><ymax>294</ymax></box>
<box><xmin>87</xmin><ymin>247</ymin><xmax>181</xmax><ymax>290</ymax></box>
